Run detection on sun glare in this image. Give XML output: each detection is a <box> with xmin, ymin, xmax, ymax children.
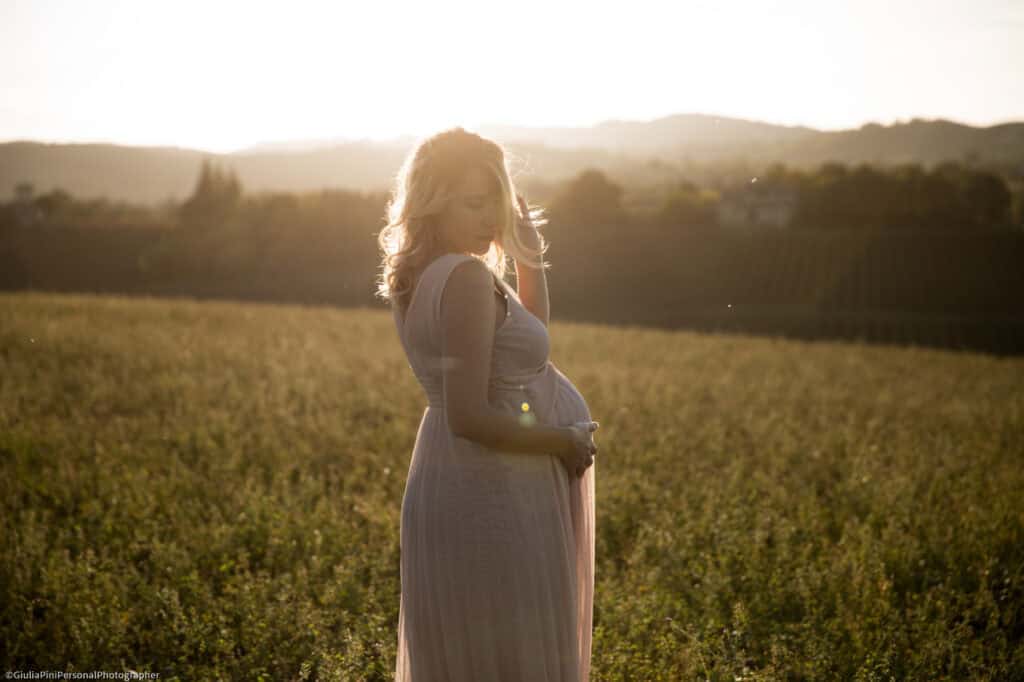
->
<box><xmin>1</xmin><ymin>0</ymin><xmax>1021</xmax><ymax>151</ymax></box>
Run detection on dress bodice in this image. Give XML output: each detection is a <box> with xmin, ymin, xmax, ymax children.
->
<box><xmin>392</xmin><ymin>253</ymin><xmax>560</xmax><ymax>426</ymax></box>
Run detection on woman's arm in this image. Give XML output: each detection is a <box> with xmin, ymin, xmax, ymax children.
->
<box><xmin>512</xmin><ymin>194</ymin><xmax>550</xmax><ymax>328</ymax></box>
<box><xmin>456</xmin><ymin>410</ymin><xmax>574</xmax><ymax>456</ymax></box>
<box><xmin>440</xmin><ymin>257</ymin><xmax>570</xmax><ymax>456</ymax></box>
<box><xmin>514</xmin><ymin>258</ymin><xmax>549</xmax><ymax>328</ymax></box>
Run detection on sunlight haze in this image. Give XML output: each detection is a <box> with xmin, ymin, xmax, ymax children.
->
<box><xmin>2</xmin><ymin>0</ymin><xmax>1021</xmax><ymax>153</ymax></box>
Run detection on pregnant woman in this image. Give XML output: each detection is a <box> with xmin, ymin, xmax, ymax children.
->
<box><xmin>377</xmin><ymin>126</ymin><xmax>600</xmax><ymax>681</ymax></box>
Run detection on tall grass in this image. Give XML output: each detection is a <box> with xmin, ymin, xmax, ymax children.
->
<box><xmin>1</xmin><ymin>292</ymin><xmax>1021</xmax><ymax>680</ymax></box>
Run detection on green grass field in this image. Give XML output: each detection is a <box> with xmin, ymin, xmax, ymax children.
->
<box><xmin>1</xmin><ymin>291</ymin><xmax>1022</xmax><ymax>680</ymax></box>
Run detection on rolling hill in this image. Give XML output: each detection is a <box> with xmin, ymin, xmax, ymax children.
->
<box><xmin>1</xmin><ymin>114</ymin><xmax>1022</xmax><ymax>205</ymax></box>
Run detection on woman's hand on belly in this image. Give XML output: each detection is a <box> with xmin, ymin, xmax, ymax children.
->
<box><xmin>561</xmin><ymin>421</ymin><xmax>600</xmax><ymax>478</ymax></box>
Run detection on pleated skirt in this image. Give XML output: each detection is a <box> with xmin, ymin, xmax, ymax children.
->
<box><xmin>395</xmin><ymin>369</ymin><xmax>595</xmax><ymax>682</ymax></box>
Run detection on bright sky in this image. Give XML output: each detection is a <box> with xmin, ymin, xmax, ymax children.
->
<box><xmin>2</xmin><ymin>0</ymin><xmax>1022</xmax><ymax>153</ymax></box>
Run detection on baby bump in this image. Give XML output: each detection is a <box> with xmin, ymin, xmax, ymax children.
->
<box><xmin>551</xmin><ymin>363</ymin><xmax>592</xmax><ymax>427</ymax></box>
<box><xmin>488</xmin><ymin>362</ymin><xmax>591</xmax><ymax>430</ymax></box>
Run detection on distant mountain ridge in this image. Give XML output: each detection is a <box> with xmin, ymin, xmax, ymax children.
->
<box><xmin>2</xmin><ymin>114</ymin><xmax>1021</xmax><ymax>205</ymax></box>
<box><xmin>477</xmin><ymin>113</ymin><xmax>819</xmax><ymax>154</ymax></box>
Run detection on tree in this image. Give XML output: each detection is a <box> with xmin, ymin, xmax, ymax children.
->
<box><xmin>962</xmin><ymin>171</ymin><xmax>1011</xmax><ymax>229</ymax></box>
<box><xmin>179</xmin><ymin>159</ymin><xmax>242</xmax><ymax>231</ymax></box>
<box><xmin>12</xmin><ymin>181</ymin><xmax>41</xmax><ymax>226</ymax></box>
<box><xmin>658</xmin><ymin>180</ymin><xmax>718</xmax><ymax>229</ymax></box>
<box><xmin>34</xmin><ymin>188</ymin><xmax>74</xmax><ymax>224</ymax></box>
<box><xmin>14</xmin><ymin>182</ymin><xmax>34</xmax><ymax>203</ymax></box>
<box><xmin>547</xmin><ymin>169</ymin><xmax>627</xmax><ymax>226</ymax></box>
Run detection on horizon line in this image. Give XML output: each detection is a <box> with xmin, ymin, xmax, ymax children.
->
<box><xmin>1</xmin><ymin>111</ymin><xmax>1022</xmax><ymax>156</ymax></box>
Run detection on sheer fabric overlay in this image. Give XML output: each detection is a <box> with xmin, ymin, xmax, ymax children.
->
<box><xmin>391</xmin><ymin>253</ymin><xmax>595</xmax><ymax>682</ymax></box>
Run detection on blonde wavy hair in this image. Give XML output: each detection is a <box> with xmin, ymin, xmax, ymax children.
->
<box><xmin>375</xmin><ymin>126</ymin><xmax>549</xmax><ymax>313</ymax></box>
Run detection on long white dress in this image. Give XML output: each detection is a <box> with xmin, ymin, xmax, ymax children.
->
<box><xmin>391</xmin><ymin>252</ymin><xmax>596</xmax><ymax>681</ymax></box>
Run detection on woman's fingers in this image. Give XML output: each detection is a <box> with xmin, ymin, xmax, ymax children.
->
<box><xmin>566</xmin><ymin>420</ymin><xmax>599</xmax><ymax>478</ymax></box>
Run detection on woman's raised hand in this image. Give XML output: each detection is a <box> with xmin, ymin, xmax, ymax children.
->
<box><xmin>513</xmin><ymin>193</ymin><xmax>541</xmax><ymax>249</ymax></box>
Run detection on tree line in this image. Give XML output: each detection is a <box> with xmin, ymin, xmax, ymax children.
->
<box><xmin>1</xmin><ymin>157</ymin><xmax>1022</xmax><ymax>354</ymax></box>
<box><xmin>653</xmin><ymin>161</ymin><xmax>1021</xmax><ymax>231</ymax></box>
<box><xmin>2</xmin><ymin>157</ymin><xmax>1021</xmax><ymax>236</ymax></box>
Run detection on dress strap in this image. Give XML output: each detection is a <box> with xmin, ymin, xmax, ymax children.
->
<box><xmin>492</xmin><ymin>272</ymin><xmax>518</xmax><ymax>303</ymax></box>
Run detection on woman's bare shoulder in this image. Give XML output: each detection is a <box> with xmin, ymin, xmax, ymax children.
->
<box><xmin>442</xmin><ymin>257</ymin><xmax>494</xmax><ymax>305</ymax></box>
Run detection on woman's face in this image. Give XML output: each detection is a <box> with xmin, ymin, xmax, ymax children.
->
<box><xmin>436</xmin><ymin>165</ymin><xmax>503</xmax><ymax>256</ymax></box>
